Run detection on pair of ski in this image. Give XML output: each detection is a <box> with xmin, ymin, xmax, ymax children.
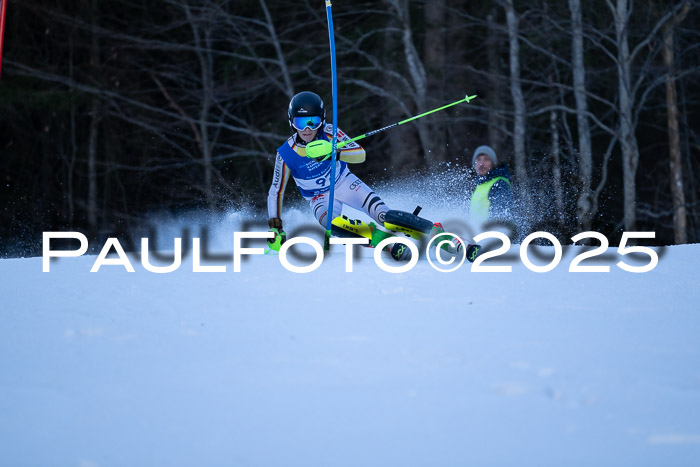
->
<box><xmin>331</xmin><ymin>206</ymin><xmax>482</xmax><ymax>263</ymax></box>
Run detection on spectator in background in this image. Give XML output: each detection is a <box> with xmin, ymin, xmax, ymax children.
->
<box><xmin>469</xmin><ymin>145</ymin><xmax>514</xmax><ymax>222</ymax></box>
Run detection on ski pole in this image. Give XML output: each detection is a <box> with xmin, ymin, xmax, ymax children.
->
<box><xmin>306</xmin><ymin>94</ymin><xmax>477</xmax><ymax>159</ymax></box>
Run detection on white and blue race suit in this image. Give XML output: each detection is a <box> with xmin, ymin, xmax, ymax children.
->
<box><xmin>267</xmin><ymin>124</ymin><xmax>389</xmax><ymax>227</ymax></box>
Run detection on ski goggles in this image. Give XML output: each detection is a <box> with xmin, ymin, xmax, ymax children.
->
<box><xmin>291</xmin><ymin>115</ymin><xmax>323</xmax><ymax>131</ymax></box>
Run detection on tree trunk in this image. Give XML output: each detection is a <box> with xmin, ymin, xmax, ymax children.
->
<box><xmin>662</xmin><ymin>4</ymin><xmax>689</xmax><ymax>244</ymax></box>
<box><xmin>67</xmin><ymin>34</ymin><xmax>77</xmax><ymax>228</ymax></box>
<box><xmin>569</xmin><ymin>0</ymin><xmax>594</xmax><ymax>232</ymax></box>
<box><xmin>504</xmin><ymin>0</ymin><xmax>528</xmax><ymax>192</ymax></box>
<box><xmin>611</xmin><ymin>0</ymin><xmax>639</xmax><ymax>232</ymax></box>
<box><xmin>424</xmin><ymin>0</ymin><xmax>446</xmax><ymax>162</ymax></box>
<box><xmin>389</xmin><ymin>0</ymin><xmax>435</xmax><ymax>166</ymax></box>
<box><xmin>200</xmin><ymin>27</ymin><xmax>213</xmax><ymax>204</ymax></box>
<box><xmin>260</xmin><ymin>0</ymin><xmax>294</xmax><ymax>99</ymax></box>
<box><xmin>87</xmin><ymin>0</ymin><xmax>100</xmax><ymax>231</ymax></box>
<box><xmin>186</xmin><ymin>3</ymin><xmax>214</xmax><ymax>203</ymax></box>
<box><xmin>383</xmin><ymin>10</ymin><xmax>419</xmax><ymax>169</ymax></box>
<box><xmin>487</xmin><ymin>10</ymin><xmax>504</xmax><ymax>157</ymax></box>
<box><xmin>550</xmin><ymin>109</ymin><xmax>565</xmax><ymax>226</ymax></box>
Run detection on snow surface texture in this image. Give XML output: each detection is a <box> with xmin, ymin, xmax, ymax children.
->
<box><xmin>2</xmin><ymin>199</ymin><xmax>700</xmax><ymax>467</ymax></box>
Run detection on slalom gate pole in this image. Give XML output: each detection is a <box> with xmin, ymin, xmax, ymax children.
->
<box><xmin>306</xmin><ymin>94</ymin><xmax>478</xmax><ymax>159</ymax></box>
<box><xmin>323</xmin><ymin>0</ymin><xmax>339</xmax><ymax>250</ymax></box>
<box><xmin>0</xmin><ymin>0</ymin><xmax>7</xmax><ymax>79</ymax></box>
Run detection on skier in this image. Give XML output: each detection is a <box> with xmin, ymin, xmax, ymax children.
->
<box><xmin>267</xmin><ymin>91</ymin><xmax>477</xmax><ymax>261</ymax></box>
<box><xmin>469</xmin><ymin>145</ymin><xmax>514</xmax><ymax>222</ymax></box>
<box><xmin>267</xmin><ymin>91</ymin><xmax>388</xmax><ymax>241</ymax></box>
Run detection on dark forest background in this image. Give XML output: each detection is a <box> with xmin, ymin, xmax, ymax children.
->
<box><xmin>1</xmin><ymin>0</ymin><xmax>699</xmax><ymax>256</ymax></box>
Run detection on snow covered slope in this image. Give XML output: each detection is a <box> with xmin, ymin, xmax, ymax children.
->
<box><xmin>2</xmin><ymin>208</ymin><xmax>700</xmax><ymax>466</ymax></box>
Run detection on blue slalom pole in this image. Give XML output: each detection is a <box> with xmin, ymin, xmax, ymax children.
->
<box><xmin>323</xmin><ymin>0</ymin><xmax>339</xmax><ymax>250</ymax></box>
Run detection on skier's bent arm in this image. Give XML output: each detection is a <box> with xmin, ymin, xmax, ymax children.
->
<box><xmin>267</xmin><ymin>154</ymin><xmax>290</xmax><ymax>250</ymax></box>
<box><xmin>334</xmin><ymin>126</ymin><xmax>366</xmax><ymax>163</ymax></box>
<box><xmin>339</xmin><ymin>146</ymin><xmax>365</xmax><ymax>163</ymax></box>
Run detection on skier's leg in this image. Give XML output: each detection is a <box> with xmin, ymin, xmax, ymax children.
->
<box><xmin>332</xmin><ymin>173</ymin><xmax>416</xmax><ymax>260</ymax></box>
<box><xmin>333</xmin><ymin>172</ymin><xmax>389</xmax><ymax>225</ymax></box>
<box><xmin>306</xmin><ymin>193</ymin><xmax>343</xmax><ymax>228</ymax></box>
<box><xmin>315</xmin><ymin>173</ymin><xmax>394</xmax><ymax>247</ymax></box>
<box><xmin>305</xmin><ymin>191</ymin><xmax>379</xmax><ymax>243</ymax></box>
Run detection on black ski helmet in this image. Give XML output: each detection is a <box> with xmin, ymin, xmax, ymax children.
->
<box><xmin>288</xmin><ymin>91</ymin><xmax>325</xmax><ymax>132</ymax></box>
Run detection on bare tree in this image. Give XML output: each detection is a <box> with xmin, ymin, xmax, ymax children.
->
<box><xmin>608</xmin><ymin>0</ymin><xmax>640</xmax><ymax>231</ymax></box>
<box><xmin>386</xmin><ymin>0</ymin><xmax>437</xmax><ymax>166</ymax></box>
<box><xmin>605</xmin><ymin>0</ymin><xmax>695</xmax><ymax>232</ymax></box>
<box><xmin>258</xmin><ymin>0</ymin><xmax>294</xmax><ymax>100</ymax></box>
<box><xmin>503</xmin><ymin>0</ymin><xmax>528</xmax><ymax>194</ymax></box>
<box><xmin>381</xmin><ymin>13</ymin><xmax>421</xmax><ymax>169</ymax></box>
<box><xmin>662</xmin><ymin>1</ymin><xmax>691</xmax><ymax>243</ymax></box>
<box><xmin>424</xmin><ymin>0</ymin><xmax>447</xmax><ymax>162</ymax></box>
<box><xmin>2</xmin><ymin>0</ymin><xmax>699</xmax><ymax>254</ymax></box>
<box><xmin>486</xmin><ymin>9</ymin><xmax>507</xmax><ymax>158</ymax></box>
<box><xmin>87</xmin><ymin>0</ymin><xmax>100</xmax><ymax>230</ymax></box>
<box><xmin>550</xmin><ymin>109</ymin><xmax>565</xmax><ymax>226</ymax></box>
<box><xmin>569</xmin><ymin>0</ymin><xmax>593</xmax><ymax>232</ymax></box>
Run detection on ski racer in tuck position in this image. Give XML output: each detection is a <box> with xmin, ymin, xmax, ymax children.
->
<box><xmin>267</xmin><ymin>91</ymin><xmax>479</xmax><ymax>262</ymax></box>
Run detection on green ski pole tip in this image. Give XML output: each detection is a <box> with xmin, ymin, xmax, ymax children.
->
<box><xmin>465</xmin><ymin>94</ymin><xmax>477</xmax><ymax>102</ymax></box>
